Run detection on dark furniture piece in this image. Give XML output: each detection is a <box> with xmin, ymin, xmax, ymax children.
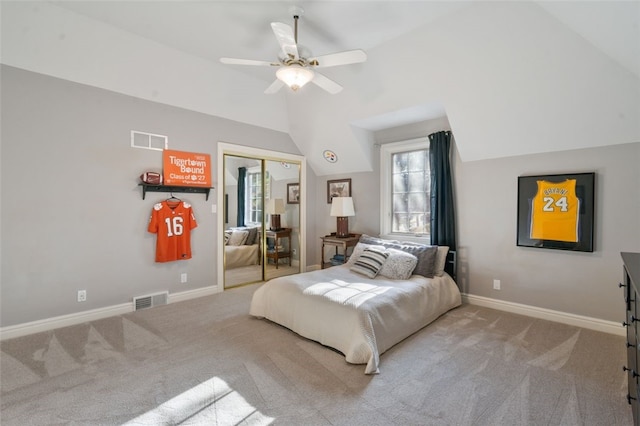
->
<box><xmin>138</xmin><ymin>183</ymin><xmax>213</xmax><ymax>200</ymax></box>
<box><xmin>622</xmin><ymin>251</ymin><xmax>640</xmax><ymax>426</ymax></box>
<box><xmin>321</xmin><ymin>234</ymin><xmax>361</xmax><ymax>269</ymax></box>
<box><xmin>266</xmin><ymin>228</ymin><xmax>291</xmax><ymax>269</ymax></box>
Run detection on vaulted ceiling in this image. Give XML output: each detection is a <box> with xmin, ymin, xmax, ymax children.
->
<box><xmin>2</xmin><ymin>1</ymin><xmax>639</xmax><ymax>176</ymax></box>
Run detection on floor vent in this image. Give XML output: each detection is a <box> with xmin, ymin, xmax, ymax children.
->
<box><xmin>134</xmin><ymin>291</ymin><xmax>169</xmax><ymax>311</ymax></box>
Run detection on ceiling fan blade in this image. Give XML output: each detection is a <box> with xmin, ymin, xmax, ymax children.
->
<box><xmin>309</xmin><ymin>50</ymin><xmax>367</xmax><ymax>68</ymax></box>
<box><xmin>264</xmin><ymin>79</ymin><xmax>285</xmax><ymax>95</ymax></box>
<box><xmin>220</xmin><ymin>58</ymin><xmax>279</xmax><ymax>67</ymax></box>
<box><xmin>311</xmin><ymin>72</ymin><xmax>343</xmax><ymax>94</ymax></box>
<box><xmin>271</xmin><ymin>22</ymin><xmax>299</xmax><ymax>59</ymax></box>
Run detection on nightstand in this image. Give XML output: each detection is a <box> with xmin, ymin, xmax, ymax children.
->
<box><xmin>320</xmin><ymin>234</ymin><xmax>361</xmax><ymax>269</ymax></box>
<box><xmin>266</xmin><ymin>228</ymin><xmax>291</xmax><ymax>269</ymax></box>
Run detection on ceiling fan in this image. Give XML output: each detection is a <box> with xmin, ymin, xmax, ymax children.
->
<box><xmin>220</xmin><ymin>8</ymin><xmax>367</xmax><ymax>94</ymax></box>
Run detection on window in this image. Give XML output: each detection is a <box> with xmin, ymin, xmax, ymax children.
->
<box><xmin>380</xmin><ymin>138</ymin><xmax>431</xmax><ymax>239</ymax></box>
<box><xmin>245</xmin><ymin>170</ymin><xmax>270</xmax><ymax>224</ymax></box>
<box><xmin>246</xmin><ymin>171</ymin><xmax>262</xmax><ymax>224</ymax></box>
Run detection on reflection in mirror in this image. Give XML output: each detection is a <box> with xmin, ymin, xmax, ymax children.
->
<box><xmin>223</xmin><ymin>156</ymin><xmax>301</xmax><ymax>288</ymax></box>
<box><xmin>224</xmin><ymin>155</ymin><xmax>263</xmax><ymax>287</ymax></box>
<box><xmin>264</xmin><ymin>160</ymin><xmax>300</xmax><ymax>282</ymax></box>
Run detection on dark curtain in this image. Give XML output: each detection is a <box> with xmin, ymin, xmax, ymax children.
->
<box><xmin>429</xmin><ymin>131</ymin><xmax>456</xmax><ymax>251</ymax></box>
<box><xmin>237</xmin><ymin>167</ymin><xmax>247</xmax><ymax>227</ymax></box>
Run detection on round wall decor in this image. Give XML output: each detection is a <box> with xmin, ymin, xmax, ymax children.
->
<box><xmin>323</xmin><ymin>150</ymin><xmax>338</xmax><ymax>163</ymax></box>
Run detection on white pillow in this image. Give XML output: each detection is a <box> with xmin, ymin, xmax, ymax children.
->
<box><xmin>378</xmin><ymin>248</ymin><xmax>418</xmax><ymax>280</ymax></box>
<box><xmin>435</xmin><ymin>246</ymin><xmax>450</xmax><ymax>276</ymax></box>
<box><xmin>228</xmin><ymin>230</ymin><xmax>249</xmax><ymax>246</ymax></box>
<box><xmin>224</xmin><ymin>230</ymin><xmax>232</xmax><ymax>245</ymax></box>
<box><xmin>350</xmin><ymin>248</ymin><xmax>389</xmax><ymax>279</ymax></box>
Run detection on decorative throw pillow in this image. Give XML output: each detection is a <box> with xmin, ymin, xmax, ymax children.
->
<box><xmin>346</xmin><ymin>243</ymin><xmax>386</xmax><ymax>266</ymax></box>
<box><xmin>411</xmin><ymin>246</ymin><xmax>438</xmax><ymax>278</ymax></box>
<box><xmin>350</xmin><ymin>248</ymin><xmax>389</xmax><ymax>279</ymax></box>
<box><xmin>435</xmin><ymin>246</ymin><xmax>450</xmax><ymax>276</ymax></box>
<box><xmin>228</xmin><ymin>230</ymin><xmax>249</xmax><ymax>246</ymax></box>
<box><xmin>358</xmin><ymin>235</ymin><xmax>438</xmax><ymax>278</ymax></box>
<box><xmin>378</xmin><ymin>248</ymin><xmax>418</xmax><ymax>280</ymax></box>
<box><xmin>229</xmin><ymin>227</ymin><xmax>258</xmax><ymax>245</ymax></box>
<box><xmin>224</xmin><ymin>230</ymin><xmax>232</xmax><ymax>245</ymax></box>
<box><xmin>244</xmin><ymin>227</ymin><xmax>258</xmax><ymax>245</ymax></box>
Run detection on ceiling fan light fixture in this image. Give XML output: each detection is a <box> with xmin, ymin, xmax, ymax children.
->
<box><xmin>276</xmin><ymin>65</ymin><xmax>314</xmax><ymax>91</ymax></box>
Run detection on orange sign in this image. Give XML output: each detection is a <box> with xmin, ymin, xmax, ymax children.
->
<box><xmin>163</xmin><ymin>150</ymin><xmax>211</xmax><ymax>187</ymax></box>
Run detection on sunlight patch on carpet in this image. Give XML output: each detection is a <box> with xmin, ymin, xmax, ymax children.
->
<box><xmin>123</xmin><ymin>376</ymin><xmax>274</xmax><ymax>425</ymax></box>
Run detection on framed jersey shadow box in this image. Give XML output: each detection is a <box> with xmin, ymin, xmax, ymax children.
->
<box><xmin>517</xmin><ymin>172</ymin><xmax>595</xmax><ymax>252</ymax></box>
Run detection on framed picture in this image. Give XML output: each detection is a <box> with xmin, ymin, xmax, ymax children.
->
<box><xmin>287</xmin><ymin>183</ymin><xmax>300</xmax><ymax>204</ymax></box>
<box><xmin>517</xmin><ymin>172</ymin><xmax>595</xmax><ymax>252</ymax></box>
<box><xmin>327</xmin><ymin>178</ymin><xmax>352</xmax><ymax>204</ymax></box>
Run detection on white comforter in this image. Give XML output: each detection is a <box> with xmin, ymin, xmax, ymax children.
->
<box><xmin>249</xmin><ymin>265</ymin><xmax>461</xmax><ymax>374</ymax></box>
<box><xmin>225</xmin><ymin>244</ymin><xmax>260</xmax><ymax>269</ymax></box>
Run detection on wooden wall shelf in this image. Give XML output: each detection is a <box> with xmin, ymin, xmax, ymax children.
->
<box><xmin>138</xmin><ymin>183</ymin><xmax>213</xmax><ymax>200</ymax></box>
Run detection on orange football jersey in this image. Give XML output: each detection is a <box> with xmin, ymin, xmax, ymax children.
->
<box><xmin>148</xmin><ymin>200</ymin><xmax>197</xmax><ymax>262</ymax></box>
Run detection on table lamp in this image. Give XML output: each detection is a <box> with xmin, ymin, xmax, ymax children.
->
<box><xmin>330</xmin><ymin>197</ymin><xmax>355</xmax><ymax>238</ymax></box>
<box><xmin>266</xmin><ymin>198</ymin><xmax>285</xmax><ymax>231</ymax></box>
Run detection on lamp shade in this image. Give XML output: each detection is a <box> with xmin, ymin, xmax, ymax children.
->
<box><xmin>266</xmin><ymin>198</ymin><xmax>286</xmax><ymax>215</ymax></box>
<box><xmin>276</xmin><ymin>65</ymin><xmax>314</xmax><ymax>91</ymax></box>
<box><xmin>330</xmin><ymin>197</ymin><xmax>355</xmax><ymax>217</ymax></box>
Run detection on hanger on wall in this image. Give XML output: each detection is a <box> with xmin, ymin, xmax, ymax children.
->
<box><xmin>167</xmin><ymin>192</ymin><xmax>181</xmax><ymax>202</ymax></box>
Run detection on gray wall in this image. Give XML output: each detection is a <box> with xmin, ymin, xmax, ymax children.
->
<box><xmin>456</xmin><ymin>142</ymin><xmax>640</xmax><ymax>322</ymax></box>
<box><xmin>316</xmin><ymin>118</ymin><xmax>640</xmax><ymax>323</ymax></box>
<box><xmin>314</xmin><ymin>117</ymin><xmax>452</xmax><ymax>250</ymax></box>
<box><xmin>2</xmin><ymin>65</ymin><xmax>638</xmax><ymax>328</ymax></box>
<box><xmin>0</xmin><ymin>66</ymin><xmax>305</xmax><ymax>327</ymax></box>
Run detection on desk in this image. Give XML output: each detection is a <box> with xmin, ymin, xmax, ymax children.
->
<box><xmin>266</xmin><ymin>228</ymin><xmax>291</xmax><ymax>269</ymax></box>
<box><xmin>321</xmin><ymin>234</ymin><xmax>361</xmax><ymax>269</ymax></box>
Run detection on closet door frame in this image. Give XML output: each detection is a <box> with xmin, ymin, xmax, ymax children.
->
<box><xmin>216</xmin><ymin>142</ymin><xmax>306</xmax><ymax>290</ymax></box>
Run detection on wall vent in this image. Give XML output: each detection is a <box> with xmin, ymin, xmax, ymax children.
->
<box><xmin>133</xmin><ymin>291</ymin><xmax>169</xmax><ymax>311</ymax></box>
<box><xmin>131</xmin><ymin>130</ymin><xmax>168</xmax><ymax>151</ymax></box>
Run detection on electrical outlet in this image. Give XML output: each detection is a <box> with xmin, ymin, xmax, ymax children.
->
<box><xmin>292</xmin><ymin>249</ymin><xmax>297</xmax><ymax>256</ymax></box>
<box><xmin>493</xmin><ymin>279</ymin><xmax>501</xmax><ymax>290</ymax></box>
<box><xmin>181</xmin><ymin>273</ymin><xmax>188</xmax><ymax>283</ymax></box>
<box><xmin>77</xmin><ymin>290</ymin><xmax>87</xmax><ymax>302</ymax></box>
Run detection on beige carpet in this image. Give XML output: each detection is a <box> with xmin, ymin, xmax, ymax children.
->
<box><xmin>0</xmin><ymin>283</ymin><xmax>632</xmax><ymax>425</ymax></box>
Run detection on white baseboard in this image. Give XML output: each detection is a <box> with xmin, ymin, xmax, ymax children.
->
<box><xmin>168</xmin><ymin>285</ymin><xmax>220</xmax><ymax>304</ymax></box>
<box><xmin>463</xmin><ymin>293</ymin><xmax>624</xmax><ymax>337</ymax></box>
<box><xmin>306</xmin><ymin>264</ymin><xmax>322</xmax><ymax>272</ymax></box>
<box><xmin>2</xmin><ymin>287</ymin><xmax>622</xmax><ymax>341</ymax></box>
<box><xmin>0</xmin><ymin>285</ymin><xmax>221</xmax><ymax>341</ymax></box>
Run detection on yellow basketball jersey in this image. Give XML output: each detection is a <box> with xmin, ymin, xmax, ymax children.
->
<box><xmin>530</xmin><ymin>179</ymin><xmax>580</xmax><ymax>242</ymax></box>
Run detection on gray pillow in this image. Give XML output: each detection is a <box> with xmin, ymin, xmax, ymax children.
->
<box><xmin>230</xmin><ymin>226</ymin><xmax>258</xmax><ymax>245</ymax></box>
<box><xmin>228</xmin><ymin>230</ymin><xmax>249</xmax><ymax>246</ymax></box>
<box><xmin>359</xmin><ymin>235</ymin><xmax>438</xmax><ymax>278</ymax></box>
<box><xmin>244</xmin><ymin>227</ymin><xmax>258</xmax><ymax>245</ymax></box>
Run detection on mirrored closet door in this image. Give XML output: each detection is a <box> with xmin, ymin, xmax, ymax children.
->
<box><xmin>218</xmin><ymin>144</ymin><xmax>305</xmax><ymax>289</ymax></box>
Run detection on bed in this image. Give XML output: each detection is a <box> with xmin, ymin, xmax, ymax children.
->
<box><xmin>224</xmin><ymin>226</ymin><xmax>261</xmax><ymax>269</ymax></box>
<box><xmin>249</xmin><ymin>235</ymin><xmax>462</xmax><ymax>374</ymax></box>
<box><xmin>225</xmin><ymin>244</ymin><xmax>260</xmax><ymax>268</ymax></box>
